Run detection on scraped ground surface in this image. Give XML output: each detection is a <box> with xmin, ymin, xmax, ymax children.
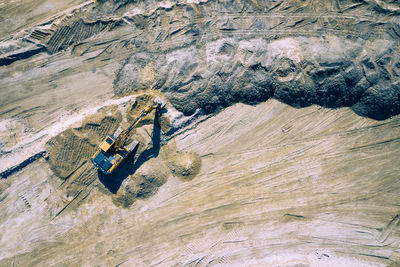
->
<box><xmin>1</xmin><ymin>0</ymin><xmax>400</xmax><ymax>266</ymax></box>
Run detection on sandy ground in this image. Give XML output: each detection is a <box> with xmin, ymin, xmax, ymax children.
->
<box><xmin>1</xmin><ymin>98</ymin><xmax>399</xmax><ymax>266</ymax></box>
<box><xmin>0</xmin><ymin>0</ymin><xmax>88</xmax><ymax>38</ymax></box>
<box><xmin>1</xmin><ymin>0</ymin><xmax>400</xmax><ymax>266</ymax></box>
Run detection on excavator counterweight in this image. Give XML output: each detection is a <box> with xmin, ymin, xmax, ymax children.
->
<box><xmin>91</xmin><ymin>97</ymin><xmax>166</xmax><ymax>174</ymax></box>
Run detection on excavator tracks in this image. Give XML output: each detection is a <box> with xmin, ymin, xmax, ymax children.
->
<box><xmin>47</xmin><ymin>130</ymin><xmax>97</xmax><ymax>179</ymax></box>
<box><xmin>53</xmin><ymin>162</ymin><xmax>99</xmax><ymax>219</ymax></box>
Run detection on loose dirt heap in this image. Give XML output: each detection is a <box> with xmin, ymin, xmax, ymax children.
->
<box><xmin>166</xmin><ymin>149</ymin><xmax>201</xmax><ymax>181</ymax></box>
<box><xmin>112</xmin><ymin>157</ymin><xmax>169</xmax><ymax>208</ymax></box>
<box><xmin>112</xmin><ymin>141</ymin><xmax>202</xmax><ymax>208</ymax></box>
<box><xmin>115</xmin><ymin>37</ymin><xmax>400</xmax><ymax>120</ymax></box>
<box><xmin>3</xmin><ymin>0</ymin><xmax>400</xmax><ymax>119</ymax></box>
<box><xmin>4</xmin><ymin>0</ymin><xmax>400</xmax><ymax>120</ymax></box>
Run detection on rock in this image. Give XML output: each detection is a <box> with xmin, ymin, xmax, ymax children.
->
<box><xmin>352</xmin><ymin>82</ymin><xmax>400</xmax><ymax>120</ymax></box>
<box><xmin>317</xmin><ymin>74</ymin><xmax>348</xmax><ymax>108</ymax></box>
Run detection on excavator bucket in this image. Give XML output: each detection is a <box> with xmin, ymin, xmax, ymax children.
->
<box><xmin>154</xmin><ymin>97</ymin><xmax>166</xmax><ymax>110</ymax></box>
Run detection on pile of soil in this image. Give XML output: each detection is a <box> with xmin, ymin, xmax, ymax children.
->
<box><xmin>44</xmin><ymin>96</ymin><xmax>192</xmax><ymax>210</ymax></box>
<box><xmin>166</xmin><ymin>150</ymin><xmax>201</xmax><ymax>181</ymax></box>
<box><xmin>126</xmin><ymin>93</ymin><xmax>171</xmax><ymax>133</ymax></box>
<box><xmin>126</xmin><ymin>94</ymin><xmax>155</xmax><ymax>127</ymax></box>
<box><xmin>112</xmin><ymin>157</ymin><xmax>168</xmax><ymax>208</ymax></box>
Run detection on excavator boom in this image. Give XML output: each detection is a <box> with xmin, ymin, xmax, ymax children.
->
<box><xmin>91</xmin><ymin>97</ymin><xmax>166</xmax><ymax>174</ymax></box>
<box><xmin>114</xmin><ymin>97</ymin><xmax>165</xmax><ymax>150</ymax></box>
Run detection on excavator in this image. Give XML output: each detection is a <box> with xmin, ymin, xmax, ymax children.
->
<box><xmin>91</xmin><ymin>97</ymin><xmax>166</xmax><ymax>174</ymax></box>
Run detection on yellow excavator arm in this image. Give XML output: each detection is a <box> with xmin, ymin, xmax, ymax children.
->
<box><xmin>114</xmin><ymin>97</ymin><xmax>165</xmax><ymax>150</ymax></box>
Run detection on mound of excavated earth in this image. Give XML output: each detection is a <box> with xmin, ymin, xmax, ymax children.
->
<box><xmin>1</xmin><ymin>0</ymin><xmax>400</xmax><ymax>266</ymax></box>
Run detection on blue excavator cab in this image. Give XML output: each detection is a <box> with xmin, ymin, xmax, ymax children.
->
<box><xmin>91</xmin><ymin>136</ymin><xmax>138</xmax><ymax>174</ymax></box>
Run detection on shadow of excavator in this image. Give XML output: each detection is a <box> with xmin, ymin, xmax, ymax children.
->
<box><xmin>98</xmin><ymin>108</ymin><xmax>164</xmax><ymax>194</ymax></box>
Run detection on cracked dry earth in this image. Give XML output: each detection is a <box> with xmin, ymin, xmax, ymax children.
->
<box><xmin>1</xmin><ymin>0</ymin><xmax>400</xmax><ymax>266</ymax></box>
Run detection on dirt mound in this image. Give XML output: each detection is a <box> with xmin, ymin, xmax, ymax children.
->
<box><xmin>126</xmin><ymin>93</ymin><xmax>171</xmax><ymax>132</ymax></box>
<box><xmin>127</xmin><ymin>172</ymin><xmax>167</xmax><ymax>199</ymax></box>
<box><xmin>45</xmin><ymin>103</ymin><xmax>171</xmax><ymax>214</ymax></box>
<box><xmin>126</xmin><ymin>94</ymin><xmax>155</xmax><ymax>127</ymax></box>
<box><xmin>46</xmin><ymin>106</ymin><xmax>122</xmax><ymax>179</ymax></box>
<box><xmin>111</xmin><ymin>142</ymin><xmax>202</xmax><ymax>208</ymax></box>
<box><xmin>166</xmin><ymin>150</ymin><xmax>201</xmax><ymax>181</ymax></box>
<box><xmin>42</xmin><ymin>92</ymin><xmax>188</xmax><ymax>210</ymax></box>
<box><xmin>111</xmin><ymin>188</ymin><xmax>136</xmax><ymax>208</ymax></box>
<box><xmin>112</xmin><ymin>157</ymin><xmax>168</xmax><ymax>208</ymax></box>
<box><xmin>110</xmin><ymin>0</ymin><xmax>400</xmax><ymax>121</ymax></box>
<box><xmin>112</xmin><ymin>171</ymin><xmax>167</xmax><ymax>208</ymax></box>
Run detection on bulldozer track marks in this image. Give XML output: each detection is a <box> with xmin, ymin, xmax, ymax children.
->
<box><xmin>28</xmin><ymin>29</ymin><xmax>52</xmax><ymax>42</ymax></box>
<box><xmin>97</xmin><ymin>116</ymin><xmax>118</xmax><ymax>138</ymax></box>
<box><xmin>80</xmin><ymin>116</ymin><xmax>119</xmax><ymax>138</ymax></box>
<box><xmin>48</xmin><ymin>113</ymin><xmax>121</xmax><ymax>179</ymax></box>
<box><xmin>50</xmin><ymin>131</ymin><xmax>96</xmax><ymax>178</ymax></box>
<box><xmin>378</xmin><ymin>214</ymin><xmax>400</xmax><ymax>244</ymax></box>
<box><xmin>57</xmin><ymin>161</ymin><xmax>87</xmax><ymax>189</ymax></box>
<box><xmin>0</xmin><ymin>0</ymin><xmax>396</xmax><ymax>76</ymax></box>
<box><xmin>54</xmin><ymin>163</ymin><xmax>98</xmax><ymax>219</ymax></box>
<box><xmin>53</xmin><ymin>189</ymin><xmax>83</xmax><ymax>219</ymax></box>
<box><xmin>46</xmin><ymin>19</ymin><xmax>116</xmax><ymax>54</ymax></box>
<box><xmin>6</xmin><ymin>5</ymin><xmax>398</xmax><ymax>75</ymax></box>
<box><xmin>20</xmin><ymin>195</ymin><xmax>31</xmax><ymax>210</ymax></box>
<box><xmin>43</xmin><ymin>23</ymin><xmax>388</xmax><ymax>76</ymax></box>
<box><xmin>45</xmin><ymin>109</ymin><xmax>123</xmax><ymax>218</ymax></box>
<box><xmin>72</xmin><ymin>166</ymin><xmax>97</xmax><ymax>187</ymax></box>
<box><xmin>2</xmin><ymin>1</ymin><xmax>400</xmax><ymax>265</ymax></box>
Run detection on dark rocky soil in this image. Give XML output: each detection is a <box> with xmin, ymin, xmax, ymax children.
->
<box><xmin>110</xmin><ymin>0</ymin><xmax>400</xmax><ymax>120</ymax></box>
